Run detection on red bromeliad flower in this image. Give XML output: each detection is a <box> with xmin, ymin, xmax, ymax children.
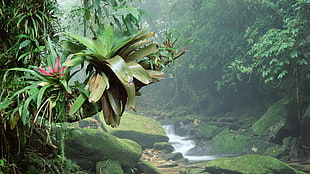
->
<box><xmin>38</xmin><ymin>56</ymin><xmax>66</xmax><ymax>77</ymax></box>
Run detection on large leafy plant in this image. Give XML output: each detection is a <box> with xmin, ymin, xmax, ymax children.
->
<box><xmin>64</xmin><ymin>24</ymin><xmax>184</xmax><ymax>127</ymax></box>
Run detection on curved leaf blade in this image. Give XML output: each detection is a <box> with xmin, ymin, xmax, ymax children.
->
<box><xmin>104</xmin><ymin>55</ymin><xmax>133</xmax><ymax>86</ymax></box>
<box><xmin>64</xmin><ymin>32</ymin><xmax>95</xmax><ymax>52</ymax></box>
<box><xmin>69</xmin><ymin>93</ymin><xmax>87</xmax><ymax>115</ymax></box>
<box><xmin>126</xmin><ymin>43</ymin><xmax>158</xmax><ymax>62</ymax></box>
<box><xmin>88</xmin><ymin>73</ymin><xmax>108</xmax><ymax>103</ymax></box>
<box><xmin>128</xmin><ymin>62</ymin><xmax>152</xmax><ymax>84</ymax></box>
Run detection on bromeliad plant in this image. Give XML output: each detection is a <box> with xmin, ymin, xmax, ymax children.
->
<box><xmin>3</xmin><ymin>24</ymin><xmax>184</xmax><ymax>129</ymax></box>
<box><xmin>6</xmin><ymin>54</ymin><xmax>72</xmax><ymax>129</ymax></box>
<box><xmin>63</xmin><ymin>24</ymin><xmax>184</xmax><ymax>127</ymax></box>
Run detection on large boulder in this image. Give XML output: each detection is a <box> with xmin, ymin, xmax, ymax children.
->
<box><xmin>107</xmin><ymin>112</ymin><xmax>169</xmax><ymax>149</ymax></box>
<box><xmin>206</xmin><ymin>128</ymin><xmax>275</xmax><ymax>155</ymax></box>
<box><xmin>251</xmin><ymin>99</ymin><xmax>299</xmax><ymax>143</ymax></box>
<box><xmin>65</xmin><ymin>128</ymin><xmax>142</xmax><ymax>172</ymax></box>
<box><xmin>205</xmin><ymin>155</ymin><xmax>305</xmax><ymax>174</ymax></box>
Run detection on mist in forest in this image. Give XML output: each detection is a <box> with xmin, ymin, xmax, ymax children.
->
<box><xmin>136</xmin><ymin>0</ymin><xmax>309</xmax><ymax>120</ymax></box>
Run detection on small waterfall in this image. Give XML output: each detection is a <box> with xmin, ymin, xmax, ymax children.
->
<box><xmin>163</xmin><ymin>125</ymin><xmax>218</xmax><ymax>161</ymax></box>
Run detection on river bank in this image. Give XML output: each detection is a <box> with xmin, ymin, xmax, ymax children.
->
<box><xmin>155</xmin><ymin>124</ymin><xmax>310</xmax><ymax>174</ymax></box>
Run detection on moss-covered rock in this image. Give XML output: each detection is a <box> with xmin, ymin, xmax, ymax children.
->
<box><xmin>162</xmin><ymin>152</ymin><xmax>184</xmax><ymax>161</ymax></box>
<box><xmin>193</xmin><ymin>123</ymin><xmax>223</xmax><ymax>140</ymax></box>
<box><xmin>205</xmin><ymin>155</ymin><xmax>305</xmax><ymax>174</ymax></box>
<box><xmin>96</xmin><ymin>160</ymin><xmax>124</xmax><ymax>174</ymax></box>
<box><xmin>207</xmin><ymin>128</ymin><xmax>275</xmax><ymax>155</ymax></box>
<box><xmin>263</xmin><ymin>146</ymin><xmax>287</xmax><ymax>158</ymax></box>
<box><xmin>251</xmin><ymin>99</ymin><xmax>289</xmax><ymax>137</ymax></box>
<box><xmin>136</xmin><ymin>159</ymin><xmax>162</xmax><ymax>174</ymax></box>
<box><xmin>107</xmin><ymin>112</ymin><xmax>168</xmax><ymax>149</ymax></box>
<box><xmin>65</xmin><ymin>128</ymin><xmax>142</xmax><ymax>172</ymax></box>
<box><xmin>153</xmin><ymin>142</ymin><xmax>174</xmax><ymax>153</ymax></box>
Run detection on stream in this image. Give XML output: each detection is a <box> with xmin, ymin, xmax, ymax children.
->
<box><xmin>163</xmin><ymin>125</ymin><xmax>218</xmax><ymax>161</ymax></box>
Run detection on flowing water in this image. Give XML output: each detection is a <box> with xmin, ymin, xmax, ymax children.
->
<box><xmin>163</xmin><ymin>125</ymin><xmax>218</xmax><ymax>161</ymax></box>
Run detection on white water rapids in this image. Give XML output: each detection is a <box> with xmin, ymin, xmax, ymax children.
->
<box><xmin>163</xmin><ymin>125</ymin><xmax>218</xmax><ymax>161</ymax></box>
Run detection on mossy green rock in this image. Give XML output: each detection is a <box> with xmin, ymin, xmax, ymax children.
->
<box><xmin>263</xmin><ymin>146</ymin><xmax>287</xmax><ymax>158</ymax></box>
<box><xmin>107</xmin><ymin>112</ymin><xmax>168</xmax><ymax>149</ymax></box>
<box><xmin>153</xmin><ymin>142</ymin><xmax>174</xmax><ymax>153</ymax></box>
<box><xmin>193</xmin><ymin>123</ymin><xmax>223</xmax><ymax>140</ymax></box>
<box><xmin>65</xmin><ymin>128</ymin><xmax>142</xmax><ymax>171</ymax></box>
<box><xmin>252</xmin><ymin>99</ymin><xmax>288</xmax><ymax>136</ymax></box>
<box><xmin>207</xmin><ymin>128</ymin><xmax>274</xmax><ymax>155</ymax></box>
<box><xmin>136</xmin><ymin>159</ymin><xmax>162</xmax><ymax>174</ymax></box>
<box><xmin>205</xmin><ymin>155</ymin><xmax>305</xmax><ymax>174</ymax></box>
<box><xmin>96</xmin><ymin>160</ymin><xmax>124</xmax><ymax>174</ymax></box>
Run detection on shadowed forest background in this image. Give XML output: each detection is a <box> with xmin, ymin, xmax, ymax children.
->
<box><xmin>0</xmin><ymin>0</ymin><xmax>309</xmax><ymax>173</ymax></box>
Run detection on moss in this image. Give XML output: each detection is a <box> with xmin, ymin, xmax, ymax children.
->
<box><xmin>205</xmin><ymin>155</ymin><xmax>305</xmax><ymax>174</ymax></box>
<box><xmin>107</xmin><ymin>112</ymin><xmax>168</xmax><ymax>148</ymax></box>
<box><xmin>252</xmin><ymin>99</ymin><xmax>288</xmax><ymax>136</ymax></box>
<box><xmin>65</xmin><ymin>128</ymin><xmax>142</xmax><ymax>171</ymax></box>
<box><xmin>207</xmin><ymin>128</ymin><xmax>276</xmax><ymax>155</ymax></box>
<box><xmin>263</xmin><ymin>146</ymin><xmax>287</xmax><ymax>158</ymax></box>
<box><xmin>207</xmin><ymin>128</ymin><xmax>252</xmax><ymax>155</ymax></box>
<box><xmin>108</xmin><ymin>112</ymin><xmax>166</xmax><ymax>136</ymax></box>
<box><xmin>136</xmin><ymin>159</ymin><xmax>162</xmax><ymax>174</ymax></box>
<box><xmin>153</xmin><ymin>142</ymin><xmax>174</xmax><ymax>153</ymax></box>
<box><xmin>194</xmin><ymin>124</ymin><xmax>222</xmax><ymax>140</ymax></box>
<box><xmin>96</xmin><ymin>160</ymin><xmax>124</xmax><ymax>174</ymax></box>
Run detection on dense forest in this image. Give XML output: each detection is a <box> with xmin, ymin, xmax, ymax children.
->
<box><xmin>0</xmin><ymin>0</ymin><xmax>309</xmax><ymax>173</ymax></box>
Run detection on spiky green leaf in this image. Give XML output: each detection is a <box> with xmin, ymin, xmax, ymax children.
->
<box><xmin>126</xmin><ymin>43</ymin><xmax>158</xmax><ymax>62</ymax></box>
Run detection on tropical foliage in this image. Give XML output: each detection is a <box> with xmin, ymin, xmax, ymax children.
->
<box><xmin>0</xmin><ymin>0</ymin><xmax>185</xmax><ymax>172</ymax></box>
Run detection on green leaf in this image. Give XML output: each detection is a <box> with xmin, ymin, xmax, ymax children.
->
<box><xmin>21</xmin><ymin>94</ymin><xmax>37</xmax><ymax>125</ymax></box>
<box><xmin>0</xmin><ymin>100</ymin><xmax>14</xmax><ymax>110</ymax></box>
<box><xmin>62</xmin><ymin>41</ymin><xmax>86</xmax><ymax>53</ymax></box>
<box><xmin>8</xmin><ymin>67</ymin><xmax>44</xmax><ymax>79</ymax></box>
<box><xmin>104</xmin><ymin>55</ymin><xmax>133</xmax><ymax>86</ymax></box>
<box><xmin>19</xmin><ymin>40</ymin><xmax>31</xmax><ymax>49</ymax></box>
<box><xmin>11</xmin><ymin>82</ymin><xmax>41</xmax><ymax>99</ymax></box>
<box><xmin>63</xmin><ymin>56</ymin><xmax>86</xmax><ymax>67</ymax></box>
<box><xmin>290</xmin><ymin>50</ymin><xmax>298</xmax><ymax>58</ymax></box>
<box><xmin>37</xmin><ymin>84</ymin><xmax>53</xmax><ymax>109</ymax></box>
<box><xmin>120</xmin><ymin>39</ymin><xmax>152</xmax><ymax>58</ymax></box>
<box><xmin>107</xmin><ymin>89</ymin><xmax>122</xmax><ymax>116</ymax></box>
<box><xmin>74</xmin><ymin>52</ymin><xmax>106</xmax><ymax>61</ymax></box>
<box><xmin>146</xmin><ymin>70</ymin><xmax>165</xmax><ymax>80</ymax></box>
<box><xmin>64</xmin><ymin>32</ymin><xmax>96</xmax><ymax>52</ymax></box>
<box><xmin>127</xmin><ymin>62</ymin><xmax>152</xmax><ymax>84</ymax></box>
<box><xmin>277</xmin><ymin>70</ymin><xmax>288</xmax><ymax>79</ymax></box>
<box><xmin>297</xmin><ymin>59</ymin><xmax>308</xmax><ymax>65</ymax></box>
<box><xmin>124</xmin><ymin>82</ymin><xmax>136</xmax><ymax>110</ymax></box>
<box><xmin>69</xmin><ymin>93</ymin><xmax>87</xmax><ymax>115</ymax></box>
<box><xmin>109</xmin><ymin>30</ymin><xmax>149</xmax><ymax>57</ymax></box>
<box><xmin>126</xmin><ymin>43</ymin><xmax>158</xmax><ymax>62</ymax></box>
<box><xmin>103</xmin><ymin>23</ymin><xmax>114</xmax><ymax>55</ymax></box>
<box><xmin>88</xmin><ymin>73</ymin><xmax>108</xmax><ymax>103</ymax></box>
<box><xmin>59</xmin><ymin>79</ymin><xmax>72</xmax><ymax>94</ymax></box>
<box><xmin>92</xmin><ymin>36</ymin><xmax>107</xmax><ymax>56</ymax></box>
